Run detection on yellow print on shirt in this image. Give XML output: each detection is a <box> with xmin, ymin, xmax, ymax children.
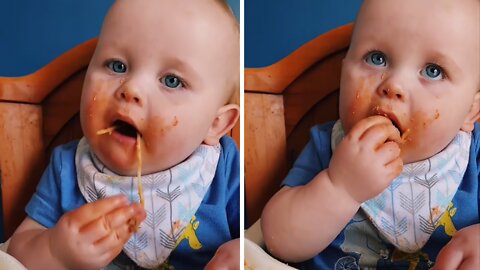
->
<box><xmin>435</xmin><ymin>202</ymin><xmax>457</xmax><ymax>237</ymax></box>
<box><xmin>176</xmin><ymin>215</ymin><xmax>202</xmax><ymax>250</ymax></box>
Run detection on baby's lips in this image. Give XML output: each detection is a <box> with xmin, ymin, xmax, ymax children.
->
<box><xmin>372</xmin><ymin>108</ymin><xmax>403</xmax><ymax>135</ymax></box>
<box><xmin>377</xmin><ymin>118</ymin><xmax>402</xmax><ymax>144</ymax></box>
<box><xmin>380</xmin><ymin>120</ymin><xmax>401</xmax><ymax>144</ymax></box>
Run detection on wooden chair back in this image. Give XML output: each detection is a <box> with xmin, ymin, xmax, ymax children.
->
<box><xmin>244</xmin><ymin>24</ymin><xmax>353</xmax><ymax>226</ymax></box>
<box><xmin>0</xmin><ymin>39</ymin><xmax>96</xmax><ymax>238</ymax></box>
<box><xmin>0</xmin><ymin>39</ymin><xmax>240</xmax><ymax>239</ymax></box>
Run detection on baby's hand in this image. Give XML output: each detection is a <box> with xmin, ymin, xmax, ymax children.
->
<box><xmin>328</xmin><ymin>116</ymin><xmax>403</xmax><ymax>203</ymax></box>
<box><xmin>432</xmin><ymin>224</ymin><xmax>480</xmax><ymax>270</ymax></box>
<box><xmin>204</xmin><ymin>238</ymin><xmax>239</xmax><ymax>270</ymax></box>
<box><xmin>49</xmin><ymin>195</ymin><xmax>146</xmax><ymax>270</ymax></box>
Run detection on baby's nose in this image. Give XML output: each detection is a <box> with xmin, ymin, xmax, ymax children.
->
<box><xmin>381</xmin><ymin>87</ymin><xmax>404</xmax><ymax>100</ymax></box>
<box><xmin>116</xmin><ymin>85</ymin><xmax>143</xmax><ymax>106</ymax></box>
<box><xmin>121</xmin><ymin>91</ymin><xmax>140</xmax><ymax>103</ymax></box>
<box><xmin>376</xmin><ymin>71</ymin><xmax>408</xmax><ymax>102</ymax></box>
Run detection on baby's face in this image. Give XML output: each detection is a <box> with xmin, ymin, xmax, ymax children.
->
<box><xmin>339</xmin><ymin>0</ymin><xmax>480</xmax><ymax>163</ymax></box>
<box><xmin>80</xmin><ymin>0</ymin><xmax>238</xmax><ymax>175</ymax></box>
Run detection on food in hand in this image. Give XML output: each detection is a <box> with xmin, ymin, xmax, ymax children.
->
<box><xmin>97</xmin><ymin>127</ymin><xmax>145</xmax><ymax>232</ymax></box>
<box><xmin>136</xmin><ymin>133</ymin><xmax>144</xmax><ymax>208</ymax></box>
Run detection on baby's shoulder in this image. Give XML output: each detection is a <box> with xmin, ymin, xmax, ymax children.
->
<box><xmin>471</xmin><ymin>123</ymin><xmax>480</xmax><ymax>153</ymax></box>
<box><xmin>308</xmin><ymin>121</ymin><xmax>336</xmax><ymax>148</ymax></box>
<box><xmin>49</xmin><ymin>140</ymin><xmax>80</xmax><ymax>169</ymax></box>
<box><xmin>218</xmin><ymin>134</ymin><xmax>239</xmax><ymax>165</ymax></box>
<box><xmin>473</xmin><ymin>123</ymin><xmax>480</xmax><ymax>139</ymax></box>
<box><xmin>220</xmin><ymin>135</ymin><xmax>237</xmax><ymax>150</ymax></box>
<box><xmin>219</xmin><ymin>136</ymin><xmax>239</xmax><ymax>161</ymax></box>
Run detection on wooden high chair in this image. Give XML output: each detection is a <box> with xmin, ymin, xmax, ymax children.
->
<box><xmin>244</xmin><ymin>23</ymin><xmax>353</xmax><ymax>269</ymax></box>
<box><xmin>245</xmin><ymin>23</ymin><xmax>353</xmax><ymax>228</ymax></box>
<box><xmin>0</xmin><ymin>39</ymin><xmax>96</xmax><ymax>239</ymax></box>
<box><xmin>0</xmin><ymin>39</ymin><xmax>240</xmax><ymax>240</ymax></box>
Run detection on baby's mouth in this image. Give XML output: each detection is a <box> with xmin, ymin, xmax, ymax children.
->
<box><xmin>391</xmin><ymin>120</ymin><xmax>402</xmax><ymax>136</ymax></box>
<box><xmin>113</xmin><ymin>120</ymin><xmax>140</xmax><ymax>138</ymax></box>
<box><xmin>373</xmin><ymin>108</ymin><xmax>403</xmax><ymax>136</ymax></box>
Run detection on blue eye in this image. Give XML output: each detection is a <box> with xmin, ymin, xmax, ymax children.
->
<box><xmin>107</xmin><ymin>60</ymin><xmax>127</xmax><ymax>73</ymax></box>
<box><xmin>365</xmin><ymin>51</ymin><xmax>387</xmax><ymax>66</ymax></box>
<box><xmin>161</xmin><ymin>74</ymin><xmax>183</xmax><ymax>89</ymax></box>
<box><xmin>421</xmin><ymin>64</ymin><xmax>444</xmax><ymax>80</ymax></box>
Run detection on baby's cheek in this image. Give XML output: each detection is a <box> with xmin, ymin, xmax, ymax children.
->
<box><xmin>140</xmin><ymin>115</ymin><xmax>179</xmax><ymax>152</ymax></box>
<box><xmin>341</xmin><ymin>76</ymin><xmax>376</xmax><ymax>126</ymax></box>
<box><xmin>342</xmin><ymin>92</ymin><xmax>373</xmax><ymax>133</ymax></box>
<box><xmin>81</xmin><ymin>98</ymin><xmax>108</xmax><ymax>138</ymax></box>
<box><xmin>148</xmin><ymin>115</ymin><xmax>179</xmax><ymax>137</ymax></box>
<box><xmin>401</xmin><ymin>111</ymin><xmax>430</xmax><ymax>145</ymax></box>
<box><xmin>400</xmin><ymin>109</ymin><xmax>448</xmax><ymax>162</ymax></box>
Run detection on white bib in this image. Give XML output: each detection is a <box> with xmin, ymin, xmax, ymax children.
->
<box><xmin>331</xmin><ymin>121</ymin><xmax>470</xmax><ymax>253</ymax></box>
<box><xmin>75</xmin><ymin>138</ymin><xmax>220</xmax><ymax>268</ymax></box>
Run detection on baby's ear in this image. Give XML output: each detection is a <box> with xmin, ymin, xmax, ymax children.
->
<box><xmin>203</xmin><ymin>104</ymin><xmax>239</xmax><ymax>145</ymax></box>
<box><xmin>461</xmin><ymin>91</ymin><xmax>480</xmax><ymax>132</ymax></box>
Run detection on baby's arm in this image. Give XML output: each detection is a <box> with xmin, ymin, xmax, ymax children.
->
<box><xmin>432</xmin><ymin>224</ymin><xmax>480</xmax><ymax>270</ymax></box>
<box><xmin>205</xmin><ymin>238</ymin><xmax>240</xmax><ymax>270</ymax></box>
<box><xmin>262</xmin><ymin>116</ymin><xmax>402</xmax><ymax>262</ymax></box>
<box><xmin>8</xmin><ymin>195</ymin><xmax>145</xmax><ymax>270</ymax></box>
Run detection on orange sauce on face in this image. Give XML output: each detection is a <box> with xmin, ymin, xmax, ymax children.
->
<box><xmin>346</xmin><ymin>75</ymin><xmax>443</xmax><ymax>162</ymax></box>
<box><xmin>172</xmin><ymin>116</ymin><xmax>179</xmax><ymax>127</ymax></box>
<box><xmin>400</xmin><ymin>128</ymin><xmax>411</xmax><ymax>144</ymax></box>
<box><xmin>347</xmin><ymin>77</ymin><xmax>374</xmax><ymax>123</ymax></box>
<box><xmin>159</xmin><ymin>116</ymin><xmax>180</xmax><ymax>135</ymax></box>
<box><xmin>398</xmin><ymin>109</ymin><xmax>441</xmax><ymax>158</ymax></box>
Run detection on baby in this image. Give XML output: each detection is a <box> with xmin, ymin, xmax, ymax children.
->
<box><xmin>7</xmin><ymin>0</ymin><xmax>240</xmax><ymax>269</ymax></box>
<box><xmin>262</xmin><ymin>0</ymin><xmax>479</xmax><ymax>269</ymax></box>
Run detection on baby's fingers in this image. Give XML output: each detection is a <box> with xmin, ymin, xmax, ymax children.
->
<box><xmin>384</xmin><ymin>157</ymin><xmax>403</xmax><ymax>180</ymax></box>
<box><xmin>458</xmin><ymin>258</ymin><xmax>479</xmax><ymax>270</ymax></box>
<box><xmin>377</xmin><ymin>141</ymin><xmax>401</xmax><ymax>165</ymax></box>
<box><xmin>360</xmin><ymin>123</ymin><xmax>401</xmax><ymax>148</ymax></box>
<box><xmin>80</xmin><ymin>203</ymin><xmax>145</xmax><ymax>243</ymax></box>
<box><xmin>69</xmin><ymin>195</ymin><xmax>129</xmax><ymax>225</ymax></box>
<box><xmin>93</xmin><ymin>210</ymin><xmax>147</xmax><ymax>255</ymax></box>
<box><xmin>347</xmin><ymin>115</ymin><xmax>394</xmax><ymax>140</ymax></box>
<box><xmin>433</xmin><ymin>240</ymin><xmax>464</xmax><ymax>270</ymax></box>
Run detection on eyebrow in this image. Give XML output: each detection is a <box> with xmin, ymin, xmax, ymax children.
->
<box><xmin>163</xmin><ymin>57</ymin><xmax>201</xmax><ymax>83</ymax></box>
<box><xmin>428</xmin><ymin>51</ymin><xmax>462</xmax><ymax>78</ymax></box>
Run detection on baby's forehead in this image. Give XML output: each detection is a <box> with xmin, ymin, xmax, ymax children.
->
<box><xmin>106</xmin><ymin>0</ymin><xmax>235</xmax><ymax>24</ymax></box>
<box><xmin>102</xmin><ymin>0</ymin><xmax>238</xmax><ymax>43</ymax></box>
<box><xmin>353</xmin><ymin>0</ymin><xmax>479</xmax><ymax>41</ymax></box>
<box><xmin>356</xmin><ymin>0</ymin><xmax>479</xmax><ymax>23</ymax></box>
<box><xmin>350</xmin><ymin>0</ymin><xmax>479</xmax><ymax>77</ymax></box>
<box><xmin>97</xmin><ymin>0</ymin><xmax>239</xmax><ymax>93</ymax></box>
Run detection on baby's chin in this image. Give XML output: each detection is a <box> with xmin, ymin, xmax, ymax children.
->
<box><xmin>100</xmin><ymin>158</ymin><xmax>139</xmax><ymax>177</ymax></box>
<box><xmin>102</xmin><ymin>157</ymin><xmax>174</xmax><ymax>176</ymax></box>
<box><xmin>399</xmin><ymin>142</ymin><xmax>447</xmax><ymax>165</ymax></box>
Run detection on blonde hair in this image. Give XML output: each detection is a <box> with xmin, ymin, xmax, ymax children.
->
<box><xmin>214</xmin><ymin>0</ymin><xmax>240</xmax><ymax>104</ymax></box>
<box><xmin>215</xmin><ymin>0</ymin><xmax>239</xmax><ymax>30</ymax></box>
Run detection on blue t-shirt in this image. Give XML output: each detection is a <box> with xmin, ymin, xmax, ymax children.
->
<box><xmin>26</xmin><ymin>136</ymin><xmax>239</xmax><ymax>270</ymax></box>
<box><xmin>282</xmin><ymin>122</ymin><xmax>479</xmax><ymax>270</ymax></box>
